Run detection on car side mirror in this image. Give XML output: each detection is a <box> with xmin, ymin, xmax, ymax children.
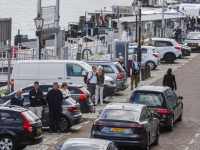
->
<box><xmin>178</xmin><ymin>96</ymin><xmax>183</xmax><ymax>100</ymax></box>
<box><xmin>98</xmin><ymin>110</ymin><xmax>103</xmax><ymax>114</ymax></box>
<box><xmin>153</xmin><ymin>114</ymin><xmax>160</xmax><ymax>118</ymax></box>
<box><xmin>82</xmin><ymin>70</ymin><xmax>87</xmax><ymax>76</ymax></box>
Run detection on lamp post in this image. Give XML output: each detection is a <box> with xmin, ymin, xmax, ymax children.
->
<box><xmin>133</xmin><ymin>2</ymin><xmax>139</xmax><ymax>42</ymax></box>
<box><xmin>34</xmin><ymin>13</ymin><xmax>44</xmax><ymax>60</ymax></box>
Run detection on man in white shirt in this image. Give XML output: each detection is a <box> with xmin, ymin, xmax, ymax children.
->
<box><xmin>130</xmin><ymin>55</ymin><xmax>140</xmax><ymax>90</ymax></box>
<box><xmin>86</xmin><ymin>65</ymin><xmax>97</xmax><ymax>102</ymax></box>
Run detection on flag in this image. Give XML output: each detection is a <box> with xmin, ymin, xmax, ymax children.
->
<box><xmin>100</xmin><ymin>10</ymin><xmax>104</xmax><ymax>27</ymax></box>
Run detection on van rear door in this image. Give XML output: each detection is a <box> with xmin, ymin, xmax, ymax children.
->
<box><xmin>39</xmin><ymin>63</ymin><xmax>65</xmax><ymax>83</ymax></box>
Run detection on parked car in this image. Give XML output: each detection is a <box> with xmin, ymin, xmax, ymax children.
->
<box><xmin>1</xmin><ymin>83</ymin><xmax>94</xmax><ymax>114</ymax></box>
<box><xmin>0</xmin><ymin>105</ymin><xmax>43</xmax><ymax>150</ymax></box>
<box><xmin>129</xmin><ymin>86</ymin><xmax>183</xmax><ymax>131</ymax></box>
<box><xmin>55</xmin><ymin>138</ymin><xmax>119</xmax><ymax>150</ymax></box>
<box><xmin>87</xmin><ymin>61</ymin><xmax>127</xmax><ymax>90</ymax></box>
<box><xmin>3</xmin><ymin>93</ymin><xmax>83</xmax><ymax>132</ymax></box>
<box><xmin>91</xmin><ymin>103</ymin><xmax>160</xmax><ymax>150</ymax></box>
<box><xmin>180</xmin><ymin>44</ymin><xmax>191</xmax><ymax>56</ymax></box>
<box><xmin>11</xmin><ymin>60</ymin><xmax>115</xmax><ymax>99</ymax></box>
<box><xmin>184</xmin><ymin>32</ymin><xmax>200</xmax><ymax>51</ymax></box>
<box><xmin>128</xmin><ymin>45</ymin><xmax>160</xmax><ymax>70</ymax></box>
<box><xmin>145</xmin><ymin>38</ymin><xmax>182</xmax><ymax>63</ymax></box>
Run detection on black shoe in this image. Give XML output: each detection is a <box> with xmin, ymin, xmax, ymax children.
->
<box><xmin>49</xmin><ymin>130</ymin><xmax>53</xmax><ymax>133</ymax></box>
<box><xmin>57</xmin><ymin>130</ymin><xmax>60</xmax><ymax>133</ymax></box>
<box><xmin>131</xmin><ymin>88</ymin><xmax>133</xmax><ymax>90</ymax></box>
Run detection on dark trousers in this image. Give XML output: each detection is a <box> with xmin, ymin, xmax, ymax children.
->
<box><xmin>49</xmin><ymin>109</ymin><xmax>61</xmax><ymax>131</ymax></box>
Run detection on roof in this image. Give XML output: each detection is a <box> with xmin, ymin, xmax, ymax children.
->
<box><xmin>62</xmin><ymin>138</ymin><xmax>110</xmax><ymax>150</ymax></box>
<box><xmin>113</xmin><ymin>14</ymin><xmax>185</xmax><ymax>23</ymax></box>
<box><xmin>105</xmin><ymin>103</ymin><xmax>145</xmax><ymax>111</ymax></box>
<box><xmin>135</xmin><ymin>86</ymin><xmax>167</xmax><ymax>92</ymax></box>
<box><xmin>0</xmin><ymin>105</ymin><xmax>27</xmax><ymax>112</ymax></box>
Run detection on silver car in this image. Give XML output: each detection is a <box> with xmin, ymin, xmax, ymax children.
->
<box><xmin>87</xmin><ymin>61</ymin><xmax>127</xmax><ymax>91</ymax></box>
<box><xmin>128</xmin><ymin>45</ymin><xmax>160</xmax><ymax>70</ymax></box>
<box><xmin>56</xmin><ymin>138</ymin><xmax>119</xmax><ymax>150</ymax></box>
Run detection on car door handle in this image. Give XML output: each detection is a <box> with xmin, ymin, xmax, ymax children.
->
<box><xmin>58</xmin><ymin>77</ymin><xmax>63</xmax><ymax>79</ymax></box>
<box><xmin>66</xmin><ymin>77</ymin><xmax>71</xmax><ymax>79</ymax></box>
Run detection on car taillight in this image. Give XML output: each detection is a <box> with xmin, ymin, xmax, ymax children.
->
<box><xmin>117</xmin><ymin>73</ymin><xmax>123</xmax><ymax>80</ymax></box>
<box><xmin>175</xmin><ymin>46</ymin><xmax>180</xmax><ymax>50</ymax></box>
<box><xmin>153</xmin><ymin>54</ymin><xmax>158</xmax><ymax>57</ymax></box>
<box><xmin>68</xmin><ymin>107</ymin><xmax>78</xmax><ymax>112</ymax></box>
<box><xmin>93</xmin><ymin>122</ymin><xmax>105</xmax><ymax>126</ymax></box>
<box><xmin>131</xmin><ymin>138</ymin><xmax>143</xmax><ymax>141</ymax></box>
<box><xmin>156</xmin><ymin>109</ymin><xmax>168</xmax><ymax>114</ymax></box>
<box><xmin>21</xmin><ymin>113</ymin><xmax>33</xmax><ymax>133</ymax></box>
<box><xmin>11</xmin><ymin>79</ymin><xmax>14</xmax><ymax>86</ymax></box>
<box><xmin>78</xmin><ymin>88</ymin><xmax>87</xmax><ymax>100</ymax></box>
<box><xmin>129</xmin><ymin>125</ymin><xmax>144</xmax><ymax>129</ymax></box>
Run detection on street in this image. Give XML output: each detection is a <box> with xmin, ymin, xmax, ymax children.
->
<box><xmin>24</xmin><ymin>53</ymin><xmax>200</xmax><ymax>150</ymax></box>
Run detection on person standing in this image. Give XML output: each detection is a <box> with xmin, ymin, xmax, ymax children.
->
<box><xmin>190</xmin><ymin>16</ymin><xmax>196</xmax><ymax>30</ymax></box>
<box><xmin>41</xmin><ymin>36</ymin><xmax>46</xmax><ymax>48</ymax></box>
<box><xmin>29</xmin><ymin>81</ymin><xmax>44</xmax><ymax>119</ymax></box>
<box><xmin>119</xmin><ymin>56</ymin><xmax>126</xmax><ymax>70</ymax></box>
<box><xmin>95</xmin><ymin>66</ymin><xmax>105</xmax><ymax>105</ymax></box>
<box><xmin>148</xmin><ymin>37</ymin><xmax>154</xmax><ymax>46</ymax></box>
<box><xmin>86</xmin><ymin>65</ymin><xmax>97</xmax><ymax>101</ymax></box>
<box><xmin>60</xmin><ymin>82</ymin><xmax>71</xmax><ymax>99</ymax></box>
<box><xmin>10</xmin><ymin>89</ymin><xmax>24</xmax><ymax>107</ymax></box>
<box><xmin>185</xmin><ymin>16</ymin><xmax>190</xmax><ymax>29</ymax></box>
<box><xmin>46</xmin><ymin>82</ymin><xmax>63</xmax><ymax>133</ymax></box>
<box><xmin>140</xmin><ymin>36</ymin><xmax>146</xmax><ymax>45</ymax></box>
<box><xmin>173</xmin><ymin>25</ymin><xmax>182</xmax><ymax>42</ymax></box>
<box><xmin>163</xmin><ymin>68</ymin><xmax>177</xmax><ymax>91</ymax></box>
<box><xmin>130</xmin><ymin>55</ymin><xmax>140</xmax><ymax>90</ymax></box>
<box><xmin>146</xmin><ymin>23</ymin><xmax>151</xmax><ymax>38</ymax></box>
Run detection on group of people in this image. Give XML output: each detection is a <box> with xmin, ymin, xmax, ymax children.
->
<box><xmin>10</xmin><ymin>81</ymin><xmax>71</xmax><ymax>133</ymax></box>
<box><xmin>185</xmin><ymin>16</ymin><xmax>200</xmax><ymax>31</ymax></box>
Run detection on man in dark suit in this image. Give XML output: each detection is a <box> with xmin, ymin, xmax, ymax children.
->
<box><xmin>130</xmin><ymin>55</ymin><xmax>140</xmax><ymax>90</ymax></box>
<box><xmin>163</xmin><ymin>68</ymin><xmax>177</xmax><ymax>91</ymax></box>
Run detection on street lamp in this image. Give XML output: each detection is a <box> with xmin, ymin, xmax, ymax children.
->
<box><xmin>34</xmin><ymin>13</ymin><xmax>44</xmax><ymax>60</ymax></box>
<box><xmin>133</xmin><ymin>1</ymin><xmax>139</xmax><ymax>42</ymax></box>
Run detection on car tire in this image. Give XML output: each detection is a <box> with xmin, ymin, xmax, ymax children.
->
<box><xmin>164</xmin><ymin>53</ymin><xmax>175</xmax><ymax>63</ymax></box>
<box><xmin>146</xmin><ymin>61</ymin><xmax>156</xmax><ymax>70</ymax></box>
<box><xmin>0</xmin><ymin>136</ymin><xmax>16</xmax><ymax>150</ymax></box>
<box><xmin>178</xmin><ymin>110</ymin><xmax>183</xmax><ymax>122</ymax></box>
<box><xmin>141</xmin><ymin>134</ymin><xmax>150</xmax><ymax>150</ymax></box>
<box><xmin>153</xmin><ymin>126</ymin><xmax>159</xmax><ymax>145</ymax></box>
<box><xmin>167</xmin><ymin>117</ymin><xmax>174</xmax><ymax>132</ymax></box>
<box><xmin>55</xmin><ymin>116</ymin><xmax>70</xmax><ymax>132</ymax></box>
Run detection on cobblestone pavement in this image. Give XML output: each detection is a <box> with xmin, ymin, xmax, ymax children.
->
<box><xmin>25</xmin><ymin>53</ymin><xmax>200</xmax><ymax>150</ymax></box>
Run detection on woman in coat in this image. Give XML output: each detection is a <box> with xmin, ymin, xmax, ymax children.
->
<box><xmin>163</xmin><ymin>68</ymin><xmax>177</xmax><ymax>91</ymax></box>
<box><xmin>95</xmin><ymin>66</ymin><xmax>104</xmax><ymax>105</ymax></box>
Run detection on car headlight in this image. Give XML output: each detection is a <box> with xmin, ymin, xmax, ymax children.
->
<box><xmin>198</xmin><ymin>43</ymin><xmax>200</xmax><ymax>46</ymax></box>
<box><xmin>184</xmin><ymin>43</ymin><xmax>187</xmax><ymax>46</ymax></box>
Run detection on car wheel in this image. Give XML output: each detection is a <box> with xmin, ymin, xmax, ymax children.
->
<box><xmin>153</xmin><ymin>126</ymin><xmax>159</xmax><ymax>145</ymax></box>
<box><xmin>54</xmin><ymin>116</ymin><xmax>70</xmax><ymax>132</ymax></box>
<box><xmin>0</xmin><ymin>136</ymin><xmax>16</xmax><ymax>150</ymax></box>
<box><xmin>167</xmin><ymin>117</ymin><xmax>174</xmax><ymax>132</ymax></box>
<box><xmin>146</xmin><ymin>61</ymin><xmax>156</xmax><ymax>70</ymax></box>
<box><xmin>178</xmin><ymin>110</ymin><xmax>183</xmax><ymax>122</ymax></box>
<box><xmin>164</xmin><ymin>53</ymin><xmax>175</xmax><ymax>63</ymax></box>
<box><xmin>141</xmin><ymin>134</ymin><xmax>150</xmax><ymax>150</ymax></box>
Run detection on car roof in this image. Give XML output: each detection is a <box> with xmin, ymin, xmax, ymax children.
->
<box><xmin>63</xmin><ymin>138</ymin><xmax>110</xmax><ymax>149</ymax></box>
<box><xmin>146</xmin><ymin>38</ymin><xmax>175</xmax><ymax>41</ymax></box>
<box><xmin>87</xmin><ymin>61</ymin><xmax>116</xmax><ymax>64</ymax></box>
<box><xmin>105</xmin><ymin>103</ymin><xmax>145</xmax><ymax>111</ymax></box>
<box><xmin>135</xmin><ymin>86</ymin><xmax>168</xmax><ymax>92</ymax></box>
<box><xmin>0</xmin><ymin>105</ymin><xmax>27</xmax><ymax>112</ymax></box>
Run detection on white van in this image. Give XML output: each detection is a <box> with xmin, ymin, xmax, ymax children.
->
<box><xmin>11</xmin><ymin>60</ymin><xmax>114</xmax><ymax>91</ymax></box>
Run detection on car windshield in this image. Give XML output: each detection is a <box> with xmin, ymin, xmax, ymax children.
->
<box><xmin>131</xmin><ymin>92</ymin><xmax>163</xmax><ymax>107</ymax></box>
<box><xmin>100</xmin><ymin>109</ymin><xmax>139</xmax><ymax>121</ymax></box>
<box><xmin>186</xmin><ymin>33</ymin><xmax>200</xmax><ymax>40</ymax></box>
<box><xmin>22</xmin><ymin>110</ymin><xmax>39</xmax><ymax>122</ymax></box>
<box><xmin>115</xmin><ymin>63</ymin><xmax>125</xmax><ymax>73</ymax></box>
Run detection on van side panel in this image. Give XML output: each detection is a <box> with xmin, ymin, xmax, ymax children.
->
<box><xmin>14</xmin><ymin>62</ymin><xmax>39</xmax><ymax>91</ymax></box>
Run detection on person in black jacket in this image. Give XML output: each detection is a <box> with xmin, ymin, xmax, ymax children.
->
<box><xmin>29</xmin><ymin>81</ymin><xmax>44</xmax><ymax>119</ymax></box>
<box><xmin>46</xmin><ymin>82</ymin><xmax>63</xmax><ymax>133</ymax></box>
<box><xmin>10</xmin><ymin>89</ymin><xmax>24</xmax><ymax>107</ymax></box>
<box><xmin>163</xmin><ymin>68</ymin><xmax>177</xmax><ymax>91</ymax></box>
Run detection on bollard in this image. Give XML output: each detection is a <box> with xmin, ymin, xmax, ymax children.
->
<box><xmin>145</xmin><ymin>66</ymin><xmax>148</xmax><ymax>79</ymax></box>
<box><xmin>141</xmin><ymin>67</ymin><xmax>145</xmax><ymax>81</ymax></box>
<box><xmin>147</xmin><ymin>65</ymin><xmax>151</xmax><ymax>78</ymax></box>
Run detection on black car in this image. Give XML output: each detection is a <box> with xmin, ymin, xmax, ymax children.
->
<box><xmin>130</xmin><ymin>86</ymin><xmax>183</xmax><ymax>131</ymax></box>
<box><xmin>1</xmin><ymin>83</ymin><xmax>94</xmax><ymax>114</ymax></box>
<box><xmin>91</xmin><ymin>103</ymin><xmax>159</xmax><ymax>150</ymax></box>
<box><xmin>184</xmin><ymin>32</ymin><xmax>200</xmax><ymax>51</ymax></box>
<box><xmin>0</xmin><ymin>106</ymin><xmax>43</xmax><ymax>150</ymax></box>
<box><xmin>3</xmin><ymin>93</ymin><xmax>83</xmax><ymax>132</ymax></box>
<box><xmin>180</xmin><ymin>44</ymin><xmax>191</xmax><ymax>56</ymax></box>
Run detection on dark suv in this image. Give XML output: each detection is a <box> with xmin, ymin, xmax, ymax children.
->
<box><xmin>0</xmin><ymin>106</ymin><xmax>43</xmax><ymax>150</ymax></box>
<box><xmin>129</xmin><ymin>86</ymin><xmax>183</xmax><ymax>131</ymax></box>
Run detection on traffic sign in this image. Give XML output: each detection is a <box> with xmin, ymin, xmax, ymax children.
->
<box><xmin>108</xmin><ymin>28</ymin><xmax>114</xmax><ymax>45</ymax></box>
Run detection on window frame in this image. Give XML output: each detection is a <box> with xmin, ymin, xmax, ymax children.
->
<box><xmin>66</xmin><ymin>64</ymin><xmax>85</xmax><ymax>77</ymax></box>
<box><xmin>101</xmin><ymin>65</ymin><xmax>115</xmax><ymax>73</ymax></box>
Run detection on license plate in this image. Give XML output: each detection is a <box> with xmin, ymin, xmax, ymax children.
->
<box><xmin>110</xmin><ymin>128</ymin><xmax>125</xmax><ymax>133</ymax></box>
<box><xmin>190</xmin><ymin>47</ymin><xmax>196</xmax><ymax>49</ymax></box>
<box><xmin>150</xmin><ymin>110</ymin><xmax>154</xmax><ymax>113</ymax></box>
<box><xmin>37</xmin><ymin>127</ymin><xmax>41</xmax><ymax>132</ymax></box>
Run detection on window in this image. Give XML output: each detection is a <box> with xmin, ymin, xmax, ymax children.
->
<box><xmin>140</xmin><ymin>108</ymin><xmax>149</xmax><ymax>121</ymax></box>
<box><xmin>22</xmin><ymin>87</ymin><xmax>32</xmax><ymax>94</ymax></box>
<box><xmin>68</xmin><ymin>87</ymin><xmax>77</xmax><ymax>94</ymax></box>
<box><xmin>23</xmin><ymin>96</ymin><xmax>30</xmax><ymax>106</ymax></box>
<box><xmin>102</xmin><ymin>65</ymin><xmax>114</xmax><ymax>73</ymax></box>
<box><xmin>166</xmin><ymin>89</ymin><xmax>178</xmax><ymax>107</ymax></box>
<box><xmin>154</xmin><ymin>41</ymin><xmax>173</xmax><ymax>47</ymax></box>
<box><xmin>129</xmin><ymin>48</ymin><xmax>137</xmax><ymax>55</ymax></box>
<box><xmin>66</xmin><ymin>64</ymin><xmax>84</xmax><ymax>76</ymax></box>
<box><xmin>115</xmin><ymin>63</ymin><xmax>125</xmax><ymax>73</ymax></box>
<box><xmin>22</xmin><ymin>111</ymin><xmax>39</xmax><ymax>122</ymax></box>
<box><xmin>0</xmin><ymin>111</ymin><xmax>18</xmax><ymax>120</ymax></box>
<box><xmin>41</xmin><ymin>86</ymin><xmax>53</xmax><ymax>92</ymax></box>
<box><xmin>142</xmin><ymin>48</ymin><xmax>148</xmax><ymax>53</ymax></box>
